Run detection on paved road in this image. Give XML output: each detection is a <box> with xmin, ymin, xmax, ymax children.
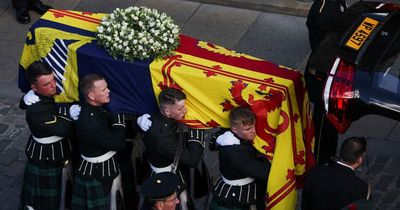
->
<box><xmin>0</xmin><ymin>0</ymin><xmax>399</xmax><ymax>209</ymax></box>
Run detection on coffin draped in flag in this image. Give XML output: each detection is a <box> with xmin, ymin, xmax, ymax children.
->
<box><xmin>18</xmin><ymin>9</ymin><xmax>315</xmax><ymax>210</ymax></box>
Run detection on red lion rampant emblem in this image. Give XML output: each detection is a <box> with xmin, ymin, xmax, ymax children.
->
<box><xmin>220</xmin><ymin>79</ymin><xmax>290</xmax><ymax>157</ymax></box>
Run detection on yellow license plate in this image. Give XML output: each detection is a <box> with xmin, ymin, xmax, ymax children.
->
<box><xmin>345</xmin><ymin>17</ymin><xmax>379</xmax><ymax>51</ymax></box>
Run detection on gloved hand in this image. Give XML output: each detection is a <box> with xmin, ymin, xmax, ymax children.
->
<box><xmin>111</xmin><ymin>113</ymin><xmax>126</xmax><ymax>127</ymax></box>
<box><xmin>69</xmin><ymin>104</ymin><xmax>81</xmax><ymax>120</ymax></box>
<box><xmin>188</xmin><ymin>128</ymin><xmax>205</xmax><ymax>147</ymax></box>
<box><xmin>23</xmin><ymin>90</ymin><xmax>40</xmax><ymax>105</ymax></box>
<box><xmin>137</xmin><ymin>114</ymin><xmax>152</xmax><ymax>131</ymax></box>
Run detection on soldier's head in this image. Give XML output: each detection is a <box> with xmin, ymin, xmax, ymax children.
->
<box><xmin>26</xmin><ymin>61</ymin><xmax>56</xmax><ymax>97</ymax></box>
<box><xmin>159</xmin><ymin>88</ymin><xmax>187</xmax><ymax>120</ymax></box>
<box><xmin>229</xmin><ymin>106</ymin><xmax>256</xmax><ymax>141</ymax></box>
<box><xmin>339</xmin><ymin>137</ymin><xmax>367</xmax><ymax>169</ymax></box>
<box><xmin>79</xmin><ymin>74</ymin><xmax>110</xmax><ymax>106</ymax></box>
<box><xmin>141</xmin><ymin>172</ymin><xmax>180</xmax><ymax>210</ymax></box>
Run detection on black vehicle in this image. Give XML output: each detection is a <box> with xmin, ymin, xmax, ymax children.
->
<box><xmin>309</xmin><ymin>1</ymin><xmax>400</xmax><ymax>133</ymax></box>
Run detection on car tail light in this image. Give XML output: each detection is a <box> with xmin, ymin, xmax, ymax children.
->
<box><xmin>323</xmin><ymin>57</ymin><xmax>356</xmax><ymax>133</ymax></box>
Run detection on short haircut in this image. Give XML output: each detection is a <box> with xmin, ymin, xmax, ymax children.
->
<box><xmin>25</xmin><ymin>61</ymin><xmax>53</xmax><ymax>85</ymax></box>
<box><xmin>229</xmin><ymin>106</ymin><xmax>255</xmax><ymax>127</ymax></box>
<box><xmin>339</xmin><ymin>137</ymin><xmax>367</xmax><ymax>164</ymax></box>
<box><xmin>159</xmin><ymin>88</ymin><xmax>186</xmax><ymax>108</ymax></box>
<box><xmin>79</xmin><ymin>74</ymin><xmax>105</xmax><ymax>96</ymax></box>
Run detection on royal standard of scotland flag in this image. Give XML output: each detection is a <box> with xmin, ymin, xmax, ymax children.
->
<box><xmin>18</xmin><ymin>9</ymin><xmax>315</xmax><ymax>210</ymax></box>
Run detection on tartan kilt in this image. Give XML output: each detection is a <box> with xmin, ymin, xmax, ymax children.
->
<box><xmin>71</xmin><ymin>175</ymin><xmax>112</xmax><ymax>210</ymax></box>
<box><xmin>19</xmin><ymin>161</ymin><xmax>63</xmax><ymax>210</ymax></box>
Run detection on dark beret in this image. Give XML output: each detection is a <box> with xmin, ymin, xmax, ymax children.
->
<box><xmin>140</xmin><ymin>172</ymin><xmax>179</xmax><ymax>200</ymax></box>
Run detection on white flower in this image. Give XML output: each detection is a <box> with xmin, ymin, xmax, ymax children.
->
<box><xmin>96</xmin><ymin>6</ymin><xmax>180</xmax><ymax>61</ymax></box>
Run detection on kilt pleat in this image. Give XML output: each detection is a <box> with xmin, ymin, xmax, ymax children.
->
<box><xmin>19</xmin><ymin>162</ymin><xmax>63</xmax><ymax>210</ymax></box>
<box><xmin>71</xmin><ymin>176</ymin><xmax>112</xmax><ymax>210</ymax></box>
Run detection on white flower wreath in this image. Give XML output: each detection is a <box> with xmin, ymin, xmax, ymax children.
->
<box><xmin>96</xmin><ymin>7</ymin><xmax>180</xmax><ymax>61</ymax></box>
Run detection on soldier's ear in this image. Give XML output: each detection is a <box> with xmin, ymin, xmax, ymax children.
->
<box><xmin>161</xmin><ymin>107</ymin><xmax>171</xmax><ymax>118</ymax></box>
<box><xmin>231</xmin><ymin>126</ymin><xmax>238</xmax><ymax>135</ymax></box>
<box><xmin>31</xmin><ymin>84</ymin><xmax>38</xmax><ymax>92</ymax></box>
<box><xmin>154</xmin><ymin>201</ymin><xmax>164</xmax><ymax>210</ymax></box>
<box><xmin>87</xmin><ymin>91</ymin><xmax>95</xmax><ymax>101</ymax></box>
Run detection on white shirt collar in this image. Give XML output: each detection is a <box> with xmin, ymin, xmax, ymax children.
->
<box><xmin>336</xmin><ymin>160</ymin><xmax>354</xmax><ymax>171</ymax></box>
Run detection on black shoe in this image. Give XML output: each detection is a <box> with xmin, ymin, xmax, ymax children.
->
<box><xmin>28</xmin><ymin>1</ymin><xmax>52</xmax><ymax>15</ymax></box>
<box><xmin>16</xmin><ymin>9</ymin><xmax>30</xmax><ymax>24</ymax></box>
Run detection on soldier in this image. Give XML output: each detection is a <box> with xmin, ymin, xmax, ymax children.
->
<box><xmin>210</xmin><ymin>106</ymin><xmax>271</xmax><ymax>210</ymax></box>
<box><xmin>305</xmin><ymin>0</ymin><xmax>348</xmax><ymax>164</ymax></box>
<box><xmin>70</xmin><ymin>74</ymin><xmax>126</xmax><ymax>210</ymax></box>
<box><xmin>19</xmin><ymin>61</ymin><xmax>75</xmax><ymax>210</ymax></box>
<box><xmin>143</xmin><ymin>87</ymin><xmax>205</xmax><ymax>210</ymax></box>
<box><xmin>140</xmin><ymin>172</ymin><xmax>180</xmax><ymax>210</ymax></box>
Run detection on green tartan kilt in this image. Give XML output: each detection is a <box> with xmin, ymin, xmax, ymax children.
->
<box><xmin>210</xmin><ymin>199</ymin><xmax>245</xmax><ymax>210</ymax></box>
<box><xmin>19</xmin><ymin>162</ymin><xmax>63</xmax><ymax>210</ymax></box>
<box><xmin>71</xmin><ymin>175</ymin><xmax>112</xmax><ymax>210</ymax></box>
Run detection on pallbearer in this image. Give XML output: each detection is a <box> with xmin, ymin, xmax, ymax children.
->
<box><xmin>19</xmin><ymin>61</ymin><xmax>75</xmax><ymax>210</ymax></box>
<box><xmin>71</xmin><ymin>74</ymin><xmax>126</xmax><ymax>210</ymax></box>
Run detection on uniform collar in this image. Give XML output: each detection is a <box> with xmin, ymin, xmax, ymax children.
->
<box><xmin>82</xmin><ymin>101</ymin><xmax>107</xmax><ymax>112</ymax></box>
<box><xmin>231</xmin><ymin>130</ymin><xmax>248</xmax><ymax>144</ymax></box>
<box><xmin>36</xmin><ymin>93</ymin><xmax>54</xmax><ymax>102</ymax></box>
<box><xmin>157</xmin><ymin>112</ymin><xmax>177</xmax><ymax>124</ymax></box>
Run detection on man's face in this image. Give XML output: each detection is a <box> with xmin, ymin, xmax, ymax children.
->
<box><xmin>232</xmin><ymin>122</ymin><xmax>256</xmax><ymax>141</ymax></box>
<box><xmin>31</xmin><ymin>73</ymin><xmax>57</xmax><ymax>97</ymax></box>
<box><xmin>165</xmin><ymin>99</ymin><xmax>187</xmax><ymax>120</ymax></box>
<box><xmin>155</xmin><ymin>193</ymin><xmax>179</xmax><ymax>210</ymax></box>
<box><xmin>89</xmin><ymin>79</ymin><xmax>110</xmax><ymax>105</ymax></box>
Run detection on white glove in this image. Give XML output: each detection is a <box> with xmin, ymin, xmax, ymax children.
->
<box><xmin>137</xmin><ymin>114</ymin><xmax>152</xmax><ymax>131</ymax></box>
<box><xmin>23</xmin><ymin>90</ymin><xmax>40</xmax><ymax>105</ymax></box>
<box><xmin>69</xmin><ymin>104</ymin><xmax>81</xmax><ymax>120</ymax></box>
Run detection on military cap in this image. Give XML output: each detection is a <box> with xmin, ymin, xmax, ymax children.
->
<box><xmin>140</xmin><ymin>172</ymin><xmax>179</xmax><ymax>200</ymax></box>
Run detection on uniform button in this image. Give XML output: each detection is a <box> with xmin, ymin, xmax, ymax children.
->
<box><xmin>46</xmin><ymin>157</ymin><xmax>49</xmax><ymax>160</ymax></box>
<box><xmin>165</xmin><ymin>124</ymin><xmax>167</xmax><ymax>127</ymax></box>
<box><xmin>232</xmin><ymin>193</ymin><xmax>236</xmax><ymax>197</ymax></box>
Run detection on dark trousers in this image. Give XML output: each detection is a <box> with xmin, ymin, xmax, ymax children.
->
<box><xmin>12</xmin><ymin>0</ymin><xmax>39</xmax><ymax>10</ymax></box>
<box><xmin>304</xmin><ymin>66</ymin><xmax>339</xmax><ymax>165</ymax></box>
<box><xmin>119</xmin><ymin>142</ymin><xmax>141</xmax><ymax>210</ymax></box>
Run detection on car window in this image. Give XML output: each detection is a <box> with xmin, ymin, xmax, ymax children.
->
<box><xmin>375</xmin><ymin>36</ymin><xmax>400</xmax><ymax>94</ymax></box>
